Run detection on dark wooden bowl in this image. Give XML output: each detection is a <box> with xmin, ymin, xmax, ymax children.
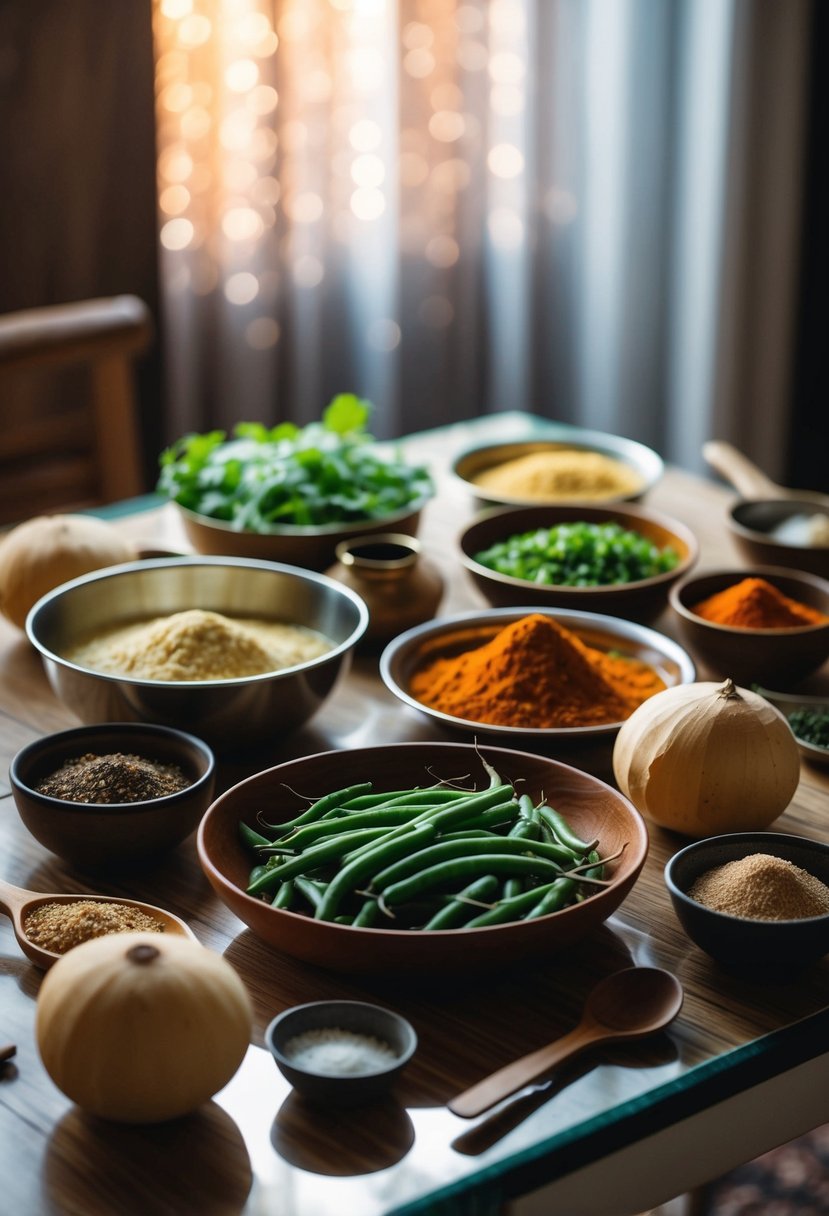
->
<box><xmin>458</xmin><ymin>503</ymin><xmax>698</xmax><ymax>623</ymax></box>
<box><xmin>665</xmin><ymin>832</ymin><xmax>829</xmax><ymax>978</ymax></box>
<box><xmin>197</xmin><ymin>742</ymin><xmax>648</xmax><ymax>974</ymax></box>
<box><xmin>728</xmin><ymin>499</ymin><xmax>829</xmax><ymax>581</ymax></box>
<box><xmin>669</xmin><ymin>566</ymin><xmax>829</xmax><ymax>688</ymax></box>
<box><xmin>10</xmin><ymin>722</ymin><xmax>215</xmax><ymax>870</ymax></box>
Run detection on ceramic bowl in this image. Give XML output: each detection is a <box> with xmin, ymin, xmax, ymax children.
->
<box><xmin>197</xmin><ymin>741</ymin><xmax>649</xmax><ymax>974</ymax></box>
<box><xmin>727</xmin><ymin>499</ymin><xmax>829</xmax><ymax>581</ymax></box>
<box><xmin>9</xmin><ymin>722</ymin><xmax>215</xmax><ymax>869</ymax></box>
<box><xmin>754</xmin><ymin>687</ymin><xmax>829</xmax><ymax>768</ymax></box>
<box><xmin>452</xmin><ymin>429</ymin><xmax>663</xmax><ymax>507</ymax></box>
<box><xmin>458</xmin><ymin>503</ymin><xmax>698</xmax><ymax>623</ymax></box>
<box><xmin>177</xmin><ymin>499</ymin><xmax>428</xmax><ymax>572</ymax></box>
<box><xmin>25</xmin><ymin>556</ymin><xmax>368</xmax><ymax>752</ymax></box>
<box><xmin>379</xmin><ymin>607</ymin><xmax>695</xmax><ymax>743</ymax></box>
<box><xmin>668</xmin><ymin>566</ymin><xmax>829</xmax><ymax>687</ymax></box>
<box><xmin>664</xmin><ymin>832</ymin><xmax>829</xmax><ymax>978</ymax></box>
<box><xmin>265</xmin><ymin>1001</ymin><xmax>417</xmax><ymax>1106</ymax></box>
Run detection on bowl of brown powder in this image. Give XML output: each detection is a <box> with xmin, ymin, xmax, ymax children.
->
<box><xmin>10</xmin><ymin>722</ymin><xmax>216</xmax><ymax>869</ymax></box>
<box><xmin>664</xmin><ymin>832</ymin><xmax>829</xmax><ymax>978</ymax></box>
<box><xmin>25</xmin><ymin>556</ymin><xmax>369</xmax><ymax>751</ymax></box>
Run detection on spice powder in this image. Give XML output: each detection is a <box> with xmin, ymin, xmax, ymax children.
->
<box><xmin>24</xmin><ymin>901</ymin><xmax>166</xmax><ymax>954</ymax></box>
<box><xmin>689</xmin><ymin>854</ymin><xmax>829</xmax><ymax>921</ymax></box>
<box><xmin>37</xmin><ymin>752</ymin><xmax>190</xmax><ymax>804</ymax></box>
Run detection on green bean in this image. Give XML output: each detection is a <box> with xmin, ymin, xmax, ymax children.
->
<box><xmin>341</xmin><ymin>787</ymin><xmax>469</xmax><ymax>811</ymax></box>
<box><xmin>353</xmin><ymin>898</ymin><xmax>380</xmax><ymax>927</ymax></box>
<box><xmin>509</xmin><ymin>818</ymin><xmax>540</xmax><ymax>840</ymax></box>
<box><xmin>583</xmin><ymin>849</ymin><xmax>605</xmax><ymax>880</ymax></box>
<box><xmin>370</xmin><ymin>836</ymin><xmax>570</xmax><ymax>893</ymax></box>
<box><xmin>422</xmin><ymin>875</ymin><xmax>500</xmax><ymax>930</ymax></box>
<box><xmin>257</xmin><ymin>781</ymin><xmax>373</xmax><ymax>835</ymax></box>
<box><xmin>279</xmin><ymin>807</ymin><xmax>423</xmax><ymax>850</ymax></box>
<box><xmin>294</xmin><ymin>876</ymin><xmax>326</xmax><ymax>911</ymax></box>
<box><xmin>248</xmin><ymin>863</ymin><xmax>269</xmax><ymax>887</ymax></box>
<box><xmin>464</xmin><ymin>881</ymin><xmax>568</xmax><ymax>928</ymax></box>
<box><xmin>524</xmin><ymin>877</ymin><xmax>577</xmax><ymax>920</ymax></box>
<box><xmin>334</xmin><ymin>915</ymin><xmax>354</xmax><ymax>925</ymax></box>
<box><xmin>537</xmin><ymin>806</ymin><xmax>596</xmax><ymax>855</ymax></box>
<box><xmin>239</xmin><ymin>821</ymin><xmax>274</xmax><ymax>851</ymax></box>
<box><xmin>246</xmin><ymin>826</ymin><xmax>391</xmax><ymax>895</ymax></box>
<box><xmin>380</xmin><ymin>854</ymin><xmax>565</xmax><ymax>910</ymax></box>
<box><xmin>315</xmin><ymin>822</ymin><xmax>438</xmax><ymax>922</ymax></box>
<box><xmin>271</xmin><ymin>879</ymin><xmax>296</xmax><ymax>909</ymax></box>
<box><xmin>502</xmin><ymin>878</ymin><xmax>524</xmax><ymax>899</ymax></box>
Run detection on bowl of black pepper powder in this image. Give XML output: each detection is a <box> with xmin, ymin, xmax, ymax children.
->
<box><xmin>665</xmin><ymin>832</ymin><xmax>829</xmax><ymax>979</ymax></box>
<box><xmin>10</xmin><ymin>723</ymin><xmax>215</xmax><ymax>870</ymax></box>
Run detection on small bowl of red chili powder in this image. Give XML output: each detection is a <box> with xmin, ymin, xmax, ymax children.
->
<box><xmin>669</xmin><ymin>566</ymin><xmax>829</xmax><ymax>688</ymax></box>
<box><xmin>10</xmin><ymin>722</ymin><xmax>215</xmax><ymax>870</ymax></box>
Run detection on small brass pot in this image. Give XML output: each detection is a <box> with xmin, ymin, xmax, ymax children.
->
<box><xmin>325</xmin><ymin>534</ymin><xmax>444</xmax><ymax>645</ymax></box>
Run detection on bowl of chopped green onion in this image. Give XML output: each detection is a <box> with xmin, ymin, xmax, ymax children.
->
<box><xmin>458</xmin><ymin>503</ymin><xmax>698</xmax><ymax>622</ymax></box>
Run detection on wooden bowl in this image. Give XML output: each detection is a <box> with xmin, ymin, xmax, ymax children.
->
<box><xmin>197</xmin><ymin>742</ymin><xmax>648</xmax><ymax>974</ymax></box>
<box><xmin>379</xmin><ymin>608</ymin><xmax>695</xmax><ymax>743</ymax></box>
<box><xmin>669</xmin><ymin>567</ymin><xmax>829</xmax><ymax>688</ymax></box>
<box><xmin>178</xmin><ymin>501</ymin><xmax>426</xmax><ymax>572</ymax></box>
<box><xmin>727</xmin><ymin>499</ymin><xmax>829</xmax><ymax>581</ymax></box>
<box><xmin>10</xmin><ymin>722</ymin><xmax>215</xmax><ymax>870</ymax></box>
<box><xmin>458</xmin><ymin>503</ymin><xmax>698</xmax><ymax>623</ymax></box>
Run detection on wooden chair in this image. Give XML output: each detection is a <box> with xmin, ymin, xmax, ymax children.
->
<box><xmin>0</xmin><ymin>295</ymin><xmax>152</xmax><ymax>525</ymax></box>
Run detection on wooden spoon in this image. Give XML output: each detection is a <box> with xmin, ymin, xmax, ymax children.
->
<box><xmin>449</xmin><ymin>967</ymin><xmax>683</xmax><ymax>1119</ymax></box>
<box><xmin>0</xmin><ymin>876</ymin><xmax>197</xmax><ymax>970</ymax></box>
<box><xmin>703</xmin><ymin>441</ymin><xmax>829</xmax><ymax>509</ymax></box>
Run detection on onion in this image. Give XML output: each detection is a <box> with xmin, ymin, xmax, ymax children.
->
<box><xmin>35</xmin><ymin>933</ymin><xmax>252</xmax><ymax>1123</ymax></box>
<box><xmin>0</xmin><ymin>514</ymin><xmax>136</xmax><ymax>629</ymax></box>
<box><xmin>612</xmin><ymin>678</ymin><xmax>800</xmax><ymax>837</ymax></box>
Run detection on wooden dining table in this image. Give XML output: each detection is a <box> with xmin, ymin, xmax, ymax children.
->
<box><xmin>2</xmin><ymin>411</ymin><xmax>828</xmax><ymax>1216</ymax></box>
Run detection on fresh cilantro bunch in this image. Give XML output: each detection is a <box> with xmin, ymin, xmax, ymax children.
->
<box><xmin>157</xmin><ymin>394</ymin><xmax>433</xmax><ymax>529</ymax></box>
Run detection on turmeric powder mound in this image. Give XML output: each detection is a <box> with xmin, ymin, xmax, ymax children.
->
<box><xmin>409</xmin><ymin>612</ymin><xmax>666</xmax><ymax>729</ymax></box>
<box><xmin>692</xmin><ymin>577</ymin><xmax>828</xmax><ymax>629</ymax></box>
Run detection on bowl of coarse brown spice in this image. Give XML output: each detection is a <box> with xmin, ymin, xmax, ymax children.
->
<box><xmin>665</xmin><ymin>832</ymin><xmax>829</xmax><ymax>978</ymax></box>
<box><xmin>10</xmin><ymin>722</ymin><xmax>215</xmax><ymax>870</ymax></box>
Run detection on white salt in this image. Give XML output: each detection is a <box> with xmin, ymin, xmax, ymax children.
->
<box><xmin>284</xmin><ymin>1027</ymin><xmax>398</xmax><ymax>1076</ymax></box>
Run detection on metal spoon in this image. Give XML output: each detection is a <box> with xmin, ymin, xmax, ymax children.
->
<box><xmin>449</xmin><ymin>966</ymin><xmax>684</xmax><ymax>1119</ymax></box>
<box><xmin>0</xmin><ymin>876</ymin><xmax>197</xmax><ymax>970</ymax></box>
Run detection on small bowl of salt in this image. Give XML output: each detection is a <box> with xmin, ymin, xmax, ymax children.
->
<box><xmin>665</xmin><ymin>832</ymin><xmax>829</xmax><ymax>979</ymax></box>
<box><xmin>265</xmin><ymin>1000</ymin><xmax>417</xmax><ymax>1106</ymax></box>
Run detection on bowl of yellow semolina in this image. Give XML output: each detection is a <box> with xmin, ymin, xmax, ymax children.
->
<box><xmin>25</xmin><ymin>556</ymin><xmax>369</xmax><ymax>751</ymax></box>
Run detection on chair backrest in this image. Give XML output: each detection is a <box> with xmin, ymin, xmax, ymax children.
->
<box><xmin>0</xmin><ymin>295</ymin><xmax>152</xmax><ymax>525</ymax></box>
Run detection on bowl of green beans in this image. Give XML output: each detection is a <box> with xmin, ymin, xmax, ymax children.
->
<box><xmin>459</xmin><ymin>503</ymin><xmax>698</xmax><ymax>622</ymax></box>
<box><xmin>197</xmin><ymin>742</ymin><xmax>648</xmax><ymax>974</ymax></box>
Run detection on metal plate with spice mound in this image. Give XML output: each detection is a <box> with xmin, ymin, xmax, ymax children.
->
<box><xmin>197</xmin><ymin>741</ymin><xmax>648</xmax><ymax>974</ymax></box>
<box><xmin>379</xmin><ymin>608</ymin><xmax>695</xmax><ymax>741</ymax></box>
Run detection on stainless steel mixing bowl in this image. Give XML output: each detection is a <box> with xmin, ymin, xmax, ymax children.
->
<box><xmin>25</xmin><ymin>557</ymin><xmax>369</xmax><ymax>750</ymax></box>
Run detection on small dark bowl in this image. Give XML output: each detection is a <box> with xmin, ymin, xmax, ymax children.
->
<box><xmin>665</xmin><ymin>833</ymin><xmax>829</xmax><ymax>978</ymax></box>
<box><xmin>669</xmin><ymin>566</ymin><xmax>829</xmax><ymax>687</ymax></box>
<box><xmin>729</xmin><ymin>499</ymin><xmax>829</xmax><ymax>581</ymax></box>
<box><xmin>459</xmin><ymin>502</ymin><xmax>698</xmax><ymax>623</ymax></box>
<box><xmin>10</xmin><ymin>722</ymin><xmax>215</xmax><ymax>870</ymax></box>
<box><xmin>265</xmin><ymin>1000</ymin><xmax>417</xmax><ymax>1106</ymax></box>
